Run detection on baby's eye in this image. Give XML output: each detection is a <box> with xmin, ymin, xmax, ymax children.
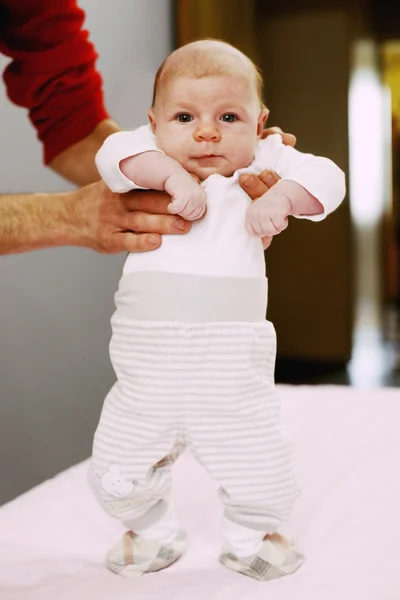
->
<box><xmin>176</xmin><ymin>113</ymin><xmax>193</xmax><ymax>123</ymax></box>
<box><xmin>221</xmin><ymin>114</ymin><xmax>238</xmax><ymax>123</ymax></box>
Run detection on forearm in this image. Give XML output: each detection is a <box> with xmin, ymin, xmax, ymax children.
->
<box><xmin>0</xmin><ymin>191</ymin><xmax>81</xmax><ymax>255</ymax></box>
<box><xmin>275</xmin><ymin>180</ymin><xmax>323</xmax><ymax>216</ymax></box>
<box><xmin>49</xmin><ymin>118</ymin><xmax>122</xmax><ymax>186</ymax></box>
<box><xmin>120</xmin><ymin>151</ymin><xmax>186</xmax><ymax>190</ymax></box>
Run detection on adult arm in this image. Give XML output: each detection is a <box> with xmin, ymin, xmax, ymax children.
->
<box><xmin>0</xmin><ymin>0</ymin><xmax>112</xmax><ymax>185</ymax></box>
<box><xmin>0</xmin><ymin>183</ymin><xmax>191</xmax><ymax>255</ymax></box>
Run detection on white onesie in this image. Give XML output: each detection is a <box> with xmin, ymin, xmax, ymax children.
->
<box><xmin>89</xmin><ymin>125</ymin><xmax>345</xmax><ymax>558</ymax></box>
<box><xmin>96</xmin><ymin>125</ymin><xmax>344</xmax><ymax>280</ymax></box>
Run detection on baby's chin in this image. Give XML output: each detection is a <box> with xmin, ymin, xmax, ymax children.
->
<box><xmin>196</xmin><ymin>167</ymin><xmax>230</xmax><ymax>181</ymax></box>
<box><xmin>183</xmin><ymin>156</ymin><xmax>253</xmax><ymax>181</ymax></box>
<box><xmin>187</xmin><ymin>162</ymin><xmax>237</xmax><ymax>181</ymax></box>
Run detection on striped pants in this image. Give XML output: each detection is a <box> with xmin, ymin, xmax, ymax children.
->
<box><xmin>89</xmin><ymin>273</ymin><xmax>298</xmax><ymax>535</ymax></box>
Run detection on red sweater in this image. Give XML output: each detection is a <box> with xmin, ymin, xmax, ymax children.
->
<box><xmin>0</xmin><ymin>0</ymin><xmax>109</xmax><ymax>164</ymax></box>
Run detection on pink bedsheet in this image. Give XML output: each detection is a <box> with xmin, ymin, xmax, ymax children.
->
<box><xmin>0</xmin><ymin>385</ymin><xmax>399</xmax><ymax>600</ymax></box>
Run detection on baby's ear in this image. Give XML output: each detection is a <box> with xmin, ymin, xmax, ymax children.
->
<box><xmin>257</xmin><ymin>107</ymin><xmax>269</xmax><ymax>137</ymax></box>
<box><xmin>148</xmin><ymin>108</ymin><xmax>157</xmax><ymax>133</ymax></box>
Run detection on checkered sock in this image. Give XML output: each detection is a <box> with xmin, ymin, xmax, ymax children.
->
<box><xmin>220</xmin><ymin>532</ymin><xmax>304</xmax><ymax>581</ymax></box>
<box><xmin>106</xmin><ymin>530</ymin><xmax>187</xmax><ymax>577</ymax></box>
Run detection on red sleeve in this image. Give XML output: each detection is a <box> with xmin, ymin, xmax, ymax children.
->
<box><xmin>0</xmin><ymin>0</ymin><xmax>109</xmax><ymax>164</ymax></box>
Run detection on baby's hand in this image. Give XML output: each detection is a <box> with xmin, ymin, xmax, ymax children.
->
<box><xmin>245</xmin><ymin>190</ymin><xmax>292</xmax><ymax>238</ymax></box>
<box><xmin>165</xmin><ymin>172</ymin><xmax>206</xmax><ymax>221</ymax></box>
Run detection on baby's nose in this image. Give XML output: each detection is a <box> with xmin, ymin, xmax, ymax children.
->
<box><xmin>194</xmin><ymin>123</ymin><xmax>221</xmax><ymax>143</ymax></box>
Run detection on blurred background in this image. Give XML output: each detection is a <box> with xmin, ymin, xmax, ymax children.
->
<box><xmin>0</xmin><ymin>0</ymin><xmax>399</xmax><ymax>504</ymax></box>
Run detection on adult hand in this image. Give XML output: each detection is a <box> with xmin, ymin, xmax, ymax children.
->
<box><xmin>72</xmin><ymin>180</ymin><xmax>191</xmax><ymax>253</ymax></box>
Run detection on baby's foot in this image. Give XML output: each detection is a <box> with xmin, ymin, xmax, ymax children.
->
<box><xmin>106</xmin><ymin>530</ymin><xmax>187</xmax><ymax>577</ymax></box>
<box><xmin>220</xmin><ymin>532</ymin><xmax>303</xmax><ymax>581</ymax></box>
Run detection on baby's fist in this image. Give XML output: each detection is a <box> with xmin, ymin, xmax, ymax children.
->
<box><xmin>245</xmin><ymin>191</ymin><xmax>292</xmax><ymax>238</ymax></box>
<box><xmin>165</xmin><ymin>172</ymin><xmax>206</xmax><ymax>221</ymax></box>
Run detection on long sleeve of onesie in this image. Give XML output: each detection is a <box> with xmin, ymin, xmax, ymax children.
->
<box><xmin>95</xmin><ymin>125</ymin><xmax>163</xmax><ymax>193</ymax></box>
<box><xmin>254</xmin><ymin>134</ymin><xmax>346</xmax><ymax>221</ymax></box>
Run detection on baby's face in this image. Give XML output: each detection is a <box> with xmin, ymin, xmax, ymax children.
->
<box><xmin>149</xmin><ymin>75</ymin><xmax>268</xmax><ymax>180</ymax></box>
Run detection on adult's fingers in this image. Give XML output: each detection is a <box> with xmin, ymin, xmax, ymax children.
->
<box><xmin>112</xmin><ymin>231</ymin><xmax>162</xmax><ymax>253</ymax></box>
<box><xmin>262</xmin><ymin>236</ymin><xmax>273</xmax><ymax>250</ymax></box>
<box><xmin>122</xmin><ymin>190</ymin><xmax>172</xmax><ymax>215</ymax></box>
<box><xmin>261</xmin><ymin>126</ymin><xmax>284</xmax><ymax>138</ymax></box>
<box><xmin>261</xmin><ymin>126</ymin><xmax>297</xmax><ymax>147</ymax></box>
<box><xmin>280</xmin><ymin>132</ymin><xmax>297</xmax><ymax>147</ymax></box>
<box><xmin>239</xmin><ymin>173</ymin><xmax>270</xmax><ymax>200</ymax></box>
<box><xmin>123</xmin><ymin>211</ymin><xmax>191</xmax><ymax>235</ymax></box>
<box><xmin>258</xmin><ymin>170</ymin><xmax>280</xmax><ymax>189</ymax></box>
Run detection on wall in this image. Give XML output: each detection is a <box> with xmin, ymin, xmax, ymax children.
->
<box><xmin>256</xmin><ymin>9</ymin><xmax>354</xmax><ymax>361</ymax></box>
<box><xmin>0</xmin><ymin>0</ymin><xmax>172</xmax><ymax>504</ymax></box>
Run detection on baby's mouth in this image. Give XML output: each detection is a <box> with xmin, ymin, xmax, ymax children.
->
<box><xmin>193</xmin><ymin>154</ymin><xmax>222</xmax><ymax>162</ymax></box>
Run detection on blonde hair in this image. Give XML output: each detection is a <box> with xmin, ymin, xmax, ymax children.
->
<box><xmin>151</xmin><ymin>39</ymin><xmax>264</xmax><ymax>107</ymax></box>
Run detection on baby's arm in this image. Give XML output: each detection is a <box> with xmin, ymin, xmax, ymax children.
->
<box><xmin>246</xmin><ymin>135</ymin><xmax>346</xmax><ymax>237</ymax></box>
<box><xmin>95</xmin><ymin>126</ymin><xmax>206</xmax><ymax>221</ymax></box>
<box><xmin>120</xmin><ymin>152</ymin><xmax>206</xmax><ymax>220</ymax></box>
<box><xmin>246</xmin><ymin>180</ymin><xmax>323</xmax><ymax>237</ymax></box>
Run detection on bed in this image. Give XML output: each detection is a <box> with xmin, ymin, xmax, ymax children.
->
<box><xmin>0</xmin><ymin>384</ymin><xmax>399</xmax><ymax>600</ymax></box>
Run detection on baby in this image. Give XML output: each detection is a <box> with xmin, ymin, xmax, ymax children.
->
<box><xmin>89</xmin><ymin>40</ymin><xmax>346</xmax><ymax>581</ymax></box>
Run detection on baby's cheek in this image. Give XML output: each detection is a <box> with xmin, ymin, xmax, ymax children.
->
<box><xmin>156</xmin><ymin>133</ymin><xmax>174</xmax><ymax>156</ymax></box>
<box><xmin>159</xmin><ymin>136</ymin><xmax>190</xmax><ymax>166</ymax></box>
<box><xmin>230</xmin><ymin>144</ymin><xmax>256</xmax><ymax>171</ymax></box>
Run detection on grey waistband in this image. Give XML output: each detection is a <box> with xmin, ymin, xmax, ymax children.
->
<box><xmin>115</xmin><ymin>271</ymin><xmax>268</xmax><ymax>322</ymax></box>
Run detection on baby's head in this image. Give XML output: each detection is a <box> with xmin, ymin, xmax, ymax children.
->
<box><xmin>148</xmin><ymin>39</ymin><xmax>269</xmax><ymax>180</ymax></box>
